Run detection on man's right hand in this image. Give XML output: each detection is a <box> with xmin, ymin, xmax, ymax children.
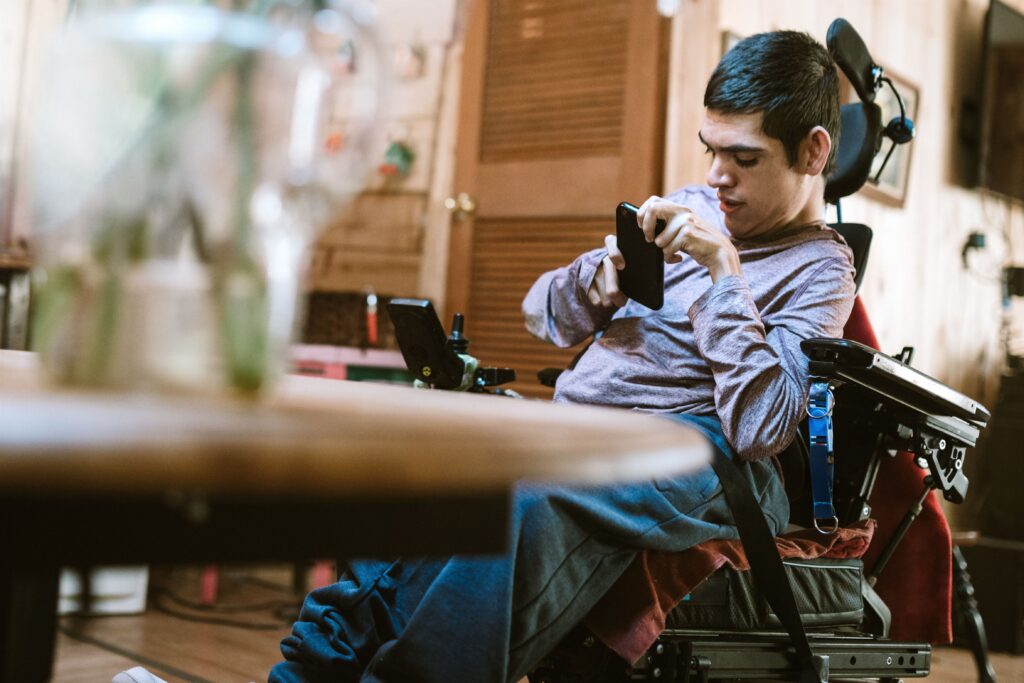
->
<box><xmin>587</xmin><ymin>235</ymin><xmax>627</xmax><ymax>308</ymax></box>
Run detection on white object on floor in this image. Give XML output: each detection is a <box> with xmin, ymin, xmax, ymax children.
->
<box><xmin>59</xmin><ymin>566</ymin><xmax>149</xmax><ymax>615</ymax></box>
<box><xmin>111</xmin><ymin>666</ymin><xmax>168</xmax><ymax>683</ymax></box>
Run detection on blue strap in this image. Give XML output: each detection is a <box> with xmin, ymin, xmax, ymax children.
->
<box><xmin>806</xmin><ymin>380</ymin><xmax>838</xmax><ymax>534</ymax></box>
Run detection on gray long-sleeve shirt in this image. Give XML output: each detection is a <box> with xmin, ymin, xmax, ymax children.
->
<box><xmin>522</xmin><ymin>185</ymin><xmax>856</xmax><ymax>462</ymax></box>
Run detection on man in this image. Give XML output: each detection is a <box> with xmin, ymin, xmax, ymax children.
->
<box><xmin>527</xmin><ymin>30</ymin><xmax>852</xmax><ymax>462</ymax></box>
<box><xmin>269</xmin><ymin>29</ymin><xmax>854</xmax><ymax>683</ymax></box>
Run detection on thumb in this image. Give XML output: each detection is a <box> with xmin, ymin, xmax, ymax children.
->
<box><xmin>604</xmin><ymin>234</ymin><xmax>625</xmax><ymax>269</ymax></box>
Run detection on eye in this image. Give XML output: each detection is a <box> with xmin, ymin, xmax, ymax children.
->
<box><xmin>703</xmin><ymin>145</ymin><xmax>715</xmax><ymax>157</ymax></box>
<box><xmin>735</xmin><ymin>156</ymin><xmax>758</xmax><ymax>168</ymax></box>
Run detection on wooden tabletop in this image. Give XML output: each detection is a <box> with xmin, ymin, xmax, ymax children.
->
<box><xmin>0</xmin><ymin>351</ymin><xmax>710</xmax><ymax>498</ymax></box>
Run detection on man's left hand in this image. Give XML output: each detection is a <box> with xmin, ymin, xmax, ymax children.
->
<box><xmin>637</xmin><ymin>195</ymin><xmax>742</xmax><ymax>283</ymax></box>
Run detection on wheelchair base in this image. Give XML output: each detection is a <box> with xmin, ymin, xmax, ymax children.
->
<box><xmin>530</xmin><ymin>628</ymin><xmax>930</xmax><ymax>682</ymax></box>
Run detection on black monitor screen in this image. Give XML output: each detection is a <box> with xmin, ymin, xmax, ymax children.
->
<box><xmin>978</xmin><ymin>0</ymin><xmax>1024</xmax><ymax>201</ymax></box>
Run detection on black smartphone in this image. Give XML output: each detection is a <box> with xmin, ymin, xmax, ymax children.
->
<box><xmin>615</xmin><ymin>202</ymin><xmax>665</xmax><ymax>310</ymax></box>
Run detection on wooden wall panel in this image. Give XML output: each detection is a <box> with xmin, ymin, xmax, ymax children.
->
<box><xmin>317</xmin><ymin>193</ymin><xmax>425</xmax><ymax>251</ymax></box>
<box><xmin>308</xmin><ymin>247</ymin><xmax>421</xmax><ymax>297</ymax></box>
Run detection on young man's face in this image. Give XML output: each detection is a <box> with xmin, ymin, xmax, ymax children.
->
<box><xmin>699</xmin><ymin>109</ymin><xmax>816</xmax><ymax>240</ymax></box>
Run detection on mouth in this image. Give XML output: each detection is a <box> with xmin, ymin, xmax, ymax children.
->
<box><xmin>718</xmin><ymin>196</ymin><xmax>743</xmax><ymax>215</ymax></box>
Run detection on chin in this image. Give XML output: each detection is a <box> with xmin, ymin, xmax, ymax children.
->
<box><xmin>723</xmin><ymin>216</ymin><xmax>750</xmax><ymax>239</ymax></box>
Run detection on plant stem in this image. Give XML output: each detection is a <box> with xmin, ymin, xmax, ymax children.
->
<box><xmin>220</xmin><ymin>56</ymin><xmax>269</xmax><ymax>394</ymax></box>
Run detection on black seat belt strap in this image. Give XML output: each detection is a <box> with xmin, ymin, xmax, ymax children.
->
<box><xmin>709</xmin><ymin>448</ymin><xmax>830</xmax><ymax>682</ymax></box>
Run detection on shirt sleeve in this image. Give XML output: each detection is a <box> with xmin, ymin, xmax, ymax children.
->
<box><xmin>688</xmin><ymin>258</ymin><xmax>855</xmax><ymax>461</ymax></box>
<box><xmin>522</xmin><ymin>248</ymin><xmax>620</xmax><ymax>348</ymax></box>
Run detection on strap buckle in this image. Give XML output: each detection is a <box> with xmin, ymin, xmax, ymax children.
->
<box><xmin>805</xmin><ymin>385</ymin><xmax>834</xmax><ymax>419</ymax></box>
<box><xmin>813</xmin><ymin>516</ymin><xmax>840</xmax><ymax>535</ymax></box>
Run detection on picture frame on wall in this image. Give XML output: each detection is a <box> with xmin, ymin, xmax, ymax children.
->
<box><xmin>859</xmin><ymin>66</ymin><xmax>920</xmax><ymax>208</ymax></box>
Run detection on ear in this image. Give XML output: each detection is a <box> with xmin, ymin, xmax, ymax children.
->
<box><xmin>801</xmin><ymin>125</ymin><xmax>832</xmax><ymax>177</ymax></box>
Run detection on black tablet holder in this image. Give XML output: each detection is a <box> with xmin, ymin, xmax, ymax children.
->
<box><xmin>387</xmin><ymin>298</ymin><xmax>515</xmax><ymax>393</ymax></box>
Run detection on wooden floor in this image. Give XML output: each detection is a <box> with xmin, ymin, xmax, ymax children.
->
<box><xmin>51</xmin><ymin>565</ymin><xmax>1024</xmax><ymax>683</ymax></box>
<box><xmin>54</xmin><ymin>566</ymin><xmax>296</xmax><ymax>683</ymax></box>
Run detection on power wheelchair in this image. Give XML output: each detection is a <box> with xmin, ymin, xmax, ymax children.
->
<box><xmin>387</xmin><ymin>19</ymin><xmax>993</xmax><ymax>683</ymax></box>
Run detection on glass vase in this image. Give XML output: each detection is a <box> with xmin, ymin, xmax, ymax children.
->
<box><xmin>29</xmin><ymin>2</ymin><xmax>384</xmax><ymax>396</ymax></box>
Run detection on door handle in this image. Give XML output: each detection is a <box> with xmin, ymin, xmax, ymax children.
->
<box><xmin>444</xmin><ymin>192</ymin><xmax>477</xmax><ymax>218</ymax></box>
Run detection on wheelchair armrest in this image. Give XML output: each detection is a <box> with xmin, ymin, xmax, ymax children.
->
<box><xmin>801</xmin><ymin>337</ymin><xmax>990</xmax><ymax>505</ymax></box>
<box><xmin>802</xmin><ymin>338</ymin><xmax>990</xmax><ymax>433</ymax></box>
<box><xmin>538</xmin><ymin>368</ymin><xmax>563</xmax><ymax>388</ymax></box>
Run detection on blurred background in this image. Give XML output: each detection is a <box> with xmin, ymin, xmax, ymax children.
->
<box><xmin>2</xmin><ymin>0</ymin><xmax>1024</xmax><ymax>679</ymax></box>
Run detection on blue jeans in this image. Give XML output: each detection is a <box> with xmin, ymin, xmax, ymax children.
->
<box><xmin>269</xmin><ymin>414</ymin><xmax>789</xmax><ymax>683</ymax></box>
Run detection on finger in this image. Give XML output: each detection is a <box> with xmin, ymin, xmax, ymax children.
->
<box><xmin>658</xmin><ymin>220</ymin><xmax>688</xmax><ymax>262</ymax></box>
<box><xmin>657</xmin><ymin>208</ymin><xmax>692</xmax><ymax>248</ymax></box>
<box><xmin>599</xmin><ymin>256</ymin><xmax>612</xmax><ymax>306</ymax></box>
<box><xmin>654</xmin><ymin>217</ymin><xmax>679</xmax><ymax>249</ymax></box>
<box><xmin>604</xmin><ymin>234</ymin><xmax>625</xmax><ymax>268</ymax></box>
<box><xmin>603</xmin><ymin>257</ymin><xmax>625</xmax><ymax>307</ymax></box>
<box><xmin>669</xmin><ymin>223</ymin><xmax>690</xmax><ymax>251</ymax></box>
<box><xmin>653</xmin><ymin>225</ymin><xmax>673</xmax><ymax>250</ymax></box>
<box><xmin>640</xmin><ymin>203</ymin><xmax>661</xmax><ymax>243</ymax></box>
<box><xmin>588</xmin><ymin>264</ymin><xmax>603</xmax><ymax>305</ymax></box>
<box><xmin>664</xmin><ymin>224</ymin><xmax>690</xmax><ymax>259</ymax></box>
<box><xmin>637</xmin><ymin>196</ymin><xmax>658</xmax><ymax>227</ymax></box>
<box><xmin>658</xmin><ymin>211</ymin><xmax>689</xmax><ymax>246</ymax></box>
<box><xmin>639</xmin><ymin>196</ymin><xmax>665</xmax><ymax>242</ymax></box>
<box><xmin>601</xmin><ymin>255</ymin><xmax>619</xmax><ymax>306</ymax></box>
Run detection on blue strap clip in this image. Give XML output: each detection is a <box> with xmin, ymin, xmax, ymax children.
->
<box><xmin>806</xmin><ymin>380</ymin><xmax>838</xmax><ymax>534</ymax></box>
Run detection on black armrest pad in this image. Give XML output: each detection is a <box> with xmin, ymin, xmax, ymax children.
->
<box><xmin>801</xmin><ymin>338</ymin><xmax>990</xmax><ymax>430</ymax></box>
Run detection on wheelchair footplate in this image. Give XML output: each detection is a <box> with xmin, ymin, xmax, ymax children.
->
<box><xmin>643</xmin><ymin>630</ymin><xmax>930</xmax><ymax>681</ymax></box>
<box><xmin>530</xmin><ymin>626</ymin><xmax>930</xmax><ymax>682</ymax></box>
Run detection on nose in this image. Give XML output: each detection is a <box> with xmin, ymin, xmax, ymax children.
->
<box><xmin>706</xmin><ymin>157</ymin><xmax>735</xmax><ymax>190</ymax></box>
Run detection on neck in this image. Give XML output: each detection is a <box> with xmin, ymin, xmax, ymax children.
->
<box><xmin>790</xmin><ymin>177</ymin><xmax>827</xmax><ymax>226</ymax></box>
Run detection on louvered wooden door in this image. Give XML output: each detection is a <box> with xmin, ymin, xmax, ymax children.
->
<box><xmin>446</xmin><ymin>0</ymin><xmax>668</xmax><ymax>397</ymax></box>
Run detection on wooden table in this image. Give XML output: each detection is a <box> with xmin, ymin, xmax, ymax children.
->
<box><xmin>0</xmin><ymin>350</ymin><xmax>709</xmax><ymax>682</ymax></box>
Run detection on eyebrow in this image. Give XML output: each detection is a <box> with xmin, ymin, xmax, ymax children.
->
<box><xmin>697</xmin><ymin>131</ymin><xmax>766</xmax><ymax>154</ymax></box>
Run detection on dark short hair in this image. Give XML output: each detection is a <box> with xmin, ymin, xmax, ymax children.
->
<box><xmin>704</xmin><ymin>31</ymin><xmax>840</xmax><ymax>174</ymax></box>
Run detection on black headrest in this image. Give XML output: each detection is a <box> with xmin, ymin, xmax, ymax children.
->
<box><xmin>823</xmin><ymin>19</ymin><xmax>886</xmax><ymax>203</ymax></box>
<box><xmin>824</xmin><ymin>102</ymin><xmax>882</xmax><ymax>203</ymax></box>
<box><xmin>827</xmin><ymin>18</ymin><xmax>878</xmax><ymax>103</ymax></box>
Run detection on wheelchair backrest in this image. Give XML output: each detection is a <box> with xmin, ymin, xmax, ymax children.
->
<box><xmin>830</xmin><ymin>222</ymin><xmax>871</xmax><ymax>293</ymax></box>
